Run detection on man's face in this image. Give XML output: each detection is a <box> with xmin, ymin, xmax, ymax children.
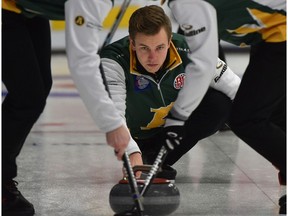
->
<box><xmin>130</xmin><ymin>27</ymin><xmax>171</xmax><ymax>74</ymax></box>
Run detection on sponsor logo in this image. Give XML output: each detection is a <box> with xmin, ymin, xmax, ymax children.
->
<box><xmin>216</xmin><ymin>61</ymin><xmax>223</xmax><ymax>69</ymax></box>
<box><xmin>86</xmin><ymin>21</ymin><xmax>101</xmax><ymax>29</ymax></box>
<box><xmin>116</xmin><ymin>54</ymin><xmax>125</xmax><ymax>59</ymax></box>
<box><xmin>174</xmin><ymin>73</ymin><xmax>185</xmax><ymax>89</ymax></box>
<box><xmin>107</xmin><ymin>80</ymin><xmax>118</xmax><ymax>86</ymax></box>
<box><xmin>75</xmin><ymin>16</ymin><xmax>85</xmax><ymax>26</ymax></box>
<box><xmin>181</xmin><ymin>24</ymin><xmax>206</xmax><ymax>37</ymax></box>
<box><xmin>177</xmin><ymin>47</ymin><xmax>190</xmax><ymax>53</ymax></box>
<box><xmin>181</xmin><ymin>24</ymin><xmax>193</xmax><ymax>30</ymax></box>
<box><xmin>74</xmin><ymin>16</ymin><xmax>102</xmax><ymax>29</ymax></box>
<box><xmin>214</xmin><ymin>64</ymin><xmax>227</xmax><ymax>82</ymax></box>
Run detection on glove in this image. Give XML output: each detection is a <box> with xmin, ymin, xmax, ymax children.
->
<box><xmin>163</xmin><ymin>116</ymin><xmax>185</xmax><ymax>152</ymax></box>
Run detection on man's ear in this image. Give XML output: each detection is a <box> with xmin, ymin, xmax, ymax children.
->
<box><xmin>129</xmin><ymin>37</ymin><xmax>136</xmax><ymax>50</ymax></box>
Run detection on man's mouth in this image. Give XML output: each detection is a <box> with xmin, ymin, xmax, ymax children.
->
<box><xmin>147</xmin><ymin>63</ymin><xmax>157</xmax><ymax>67</ymax></box>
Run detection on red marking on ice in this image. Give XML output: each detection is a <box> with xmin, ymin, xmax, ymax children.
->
<box><xmin>39</xmin><ymin>123</ymin><xmax>65</xmax><ymax>126</ymax></box>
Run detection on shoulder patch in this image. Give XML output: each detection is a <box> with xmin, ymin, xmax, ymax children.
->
<box><xmin>134</xmin><ymin>76</ymin><xmax>150</xmax><ymax>91</ymax></box>
<box><xmin>174</xmin><ymin>73</ymin><xmax>185</xmax><ymax>89</ymax></box>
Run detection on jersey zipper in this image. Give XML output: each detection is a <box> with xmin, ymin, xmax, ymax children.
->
<box><xmin>139</xmin><ymin>69</ymin><xmax>170</xmax><ymax>106</ymax></box>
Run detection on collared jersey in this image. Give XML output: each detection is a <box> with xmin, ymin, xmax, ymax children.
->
<box><xmin>100</xmin><ymin>34</ymin><xmax>195</xmax><ymax>139</ymax></box>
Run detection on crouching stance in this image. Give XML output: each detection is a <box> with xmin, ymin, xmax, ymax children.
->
<box><xmin>100</xmin><ymin>5</ymin><xmax>240</xmax><ymax>180</ymax></box>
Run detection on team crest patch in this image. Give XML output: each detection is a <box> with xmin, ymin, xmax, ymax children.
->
<box><xmin>174</xmin><ymin>73</ymin><xmax>185</xmax><ymax>89</ymax></box>
<box><xmin>75</xmin><ymin>16</ymin><xmax>85</xmax><ymax>26</ymax></box>
<box><xmin>134</xmin><ymin>76</ymin><xmax>150</xmax><ymax>91</ymax></box>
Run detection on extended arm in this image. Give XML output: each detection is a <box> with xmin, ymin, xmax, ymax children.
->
<box><xmin>168</xmin><ymin>0</ymin><xmax>218</xmax><ymax>120</ymax></box>
<box><xmin>101</xmin><ymin>57</ymin><xmax>142</xmax><ymax>165</ymax></box>
<box><xmin>164</xmin><ymin>0</ymin><xmax>219</xmax><ymax>150</ymax></box>
<box><xmin>64</xmin><ymin>0</ymin><xmax>130</xmax><ymax>159</ymax></box>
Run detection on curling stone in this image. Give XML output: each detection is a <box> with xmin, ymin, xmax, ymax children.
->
<box><xmin>109</xmin><ymin>178</ymin><xmax>180</xmax><ymax>216</ymax></box>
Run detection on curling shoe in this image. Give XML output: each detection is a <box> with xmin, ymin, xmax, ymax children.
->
<box><xmin>2</xmin><ymin>180</ymin><xmax>35</xmax><ymax>216</ymax></box>
<box><xmin>279</xmin><ymin>194</ymin><xmax>286</xmax><ymax>215</ymax></box>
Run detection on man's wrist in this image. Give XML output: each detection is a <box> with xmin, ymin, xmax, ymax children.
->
<box><xmin>129</xmin><ymin>151</ymin><xmax>141</xmax><ymax>156</ymax></box>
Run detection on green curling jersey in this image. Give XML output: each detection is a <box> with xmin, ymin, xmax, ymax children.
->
<box><xmin>205</xmin><ymin>0</ymin><xmax>286</xmax><ymax>46</ymax></box>
<box><xmin>3</xmin><ymin>0</ymin><xmax>66</xmax><ymax>19</ymax></box>
<box><xmin>100</xmin><ymin>34</ymin><xmax>192</xmax><ymax>139</ymax></box>
<box><xmin>2</xmin><ymin>0</ymin><xmax>114</xmax><ymax>20</ymax></box>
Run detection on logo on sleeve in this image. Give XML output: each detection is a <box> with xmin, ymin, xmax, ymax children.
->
<box><xmin>214</xmin><ymin>64</ymin><xmax>227</xmax><ymax>83</ymax></box>
<box><xmin>180</xmin><ymin>24</ymin><xmax>206</xmax><ymax>37</ymax></box>
<box><xmin>75</xmin><ymin>16</ymin><xmax>85</xmax><ymax>26</ymax></box>
<box><xmin>216</xmin><ymin>60</ymin><xmax>223</xmax><ymax>69</ymax></box>
<box><xmin>174</xmin><ymin>73</ymin><xmax>185</xmax><ymax>89</ymax></box>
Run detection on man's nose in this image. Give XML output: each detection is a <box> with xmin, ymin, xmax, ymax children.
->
<box><xmin>148</xmin><ymin>50</ymin><xmax>156</xmax><ymax>59</ymax></box>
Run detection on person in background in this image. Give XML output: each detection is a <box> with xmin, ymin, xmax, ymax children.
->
<box><xmin>100</xmin><ymin>5</ymin><xmax>240</xmax><ymax>180</ymax></box>
<box><xmin>2</xmin><ymin>0</ymin><xmax>141</xmax><ymax>215</ymax></box>
<box><xmin>165</xmin><ymin>0</ymin><xmax>286</xmax><ymax>213</ymax></box>
<box><xmin>178</xmin><ymin>27</ymin><xmax>230</xmax><ymax>131</ymax></box>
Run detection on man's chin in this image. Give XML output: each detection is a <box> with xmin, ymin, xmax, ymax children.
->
<box><xmin>145</xmin><ymin>67</ymin><xmax>159</xmax><ymax>74</ymax></box>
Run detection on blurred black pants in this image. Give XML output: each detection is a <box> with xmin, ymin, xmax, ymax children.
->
<box><xmin>2</xmin><ymin>10</ymin><xmax>52</xmax><ymax>181</ymax></box>
<box><xmin>230</xmin><ymin>41</ymin><xmax>286</xmax><ymax>185</ymax></box>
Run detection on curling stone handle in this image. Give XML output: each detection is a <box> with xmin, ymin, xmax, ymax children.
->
<box><xmin>133</xmin><ymin>165</ymin><xmax>153</xmax><ymax>173</ymax></box>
